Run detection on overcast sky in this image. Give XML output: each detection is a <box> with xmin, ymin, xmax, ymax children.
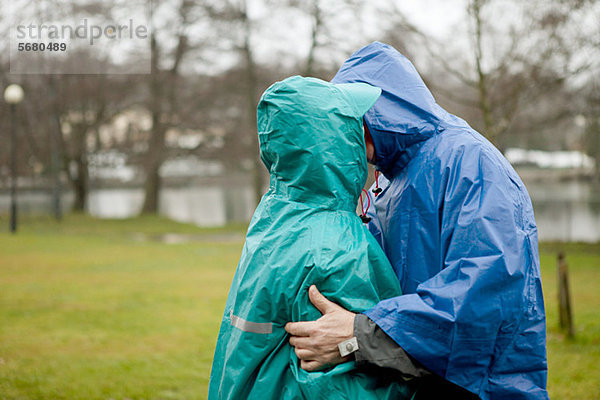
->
<box><xmin>219</xmin><ymin>0</ymin><xmax>475</xmax><ymax>76</ymax></box>
<box><xmin>3</xmin><ymin>0</ymin><xmax>597</xmax><ymax>80</ymax></box>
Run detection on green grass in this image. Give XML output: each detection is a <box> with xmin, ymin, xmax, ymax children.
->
<box><xmin>539</xmin><ymin>242</ymin><xmax>600</xmax><ymax>399</ymax></box>
<box><xmin>0</xmin><ymin>215</ymin><xmax>244</xmax><ymax>399</ymax></box>
<box><xmin>0</xmin><ymin>215</ymin><xmax>599</xmax><ymax>399</ymax></box>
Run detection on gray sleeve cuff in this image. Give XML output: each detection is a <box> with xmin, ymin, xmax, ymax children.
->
<box><xmin>353</xmin><ymin>313</ymin><xmax>431</xmax><ymax>379</ymax></box>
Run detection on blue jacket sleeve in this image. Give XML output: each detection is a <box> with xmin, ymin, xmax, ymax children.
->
<box><xmin>364</xmin><ymin>147</ymin><xmax>538</xmax><ymax>396</ymax></box>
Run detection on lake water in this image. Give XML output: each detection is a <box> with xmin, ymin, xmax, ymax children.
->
<box><xmin>0</xmin><ymin>184</ymin><xmax>256</xmax><ymax>227</ymax></box>
<box><xmin>524</xmin><ymin>179</ymin><xmax>600</xmax><ymax>242</ymax></box>
<box><xmin>1</xmin><ymin>177</ymin><xmax>599</xmax><ymax>242</ymax></box>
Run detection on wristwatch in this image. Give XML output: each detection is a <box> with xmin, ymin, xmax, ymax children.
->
<box><xmin>338</xmin><ymin>337</ymin><xmax>359</xmax><ymax>357</ymax></box>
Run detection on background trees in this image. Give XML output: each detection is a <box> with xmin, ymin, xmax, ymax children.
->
<box><xmin>1</xmin><ymin>0</ymin><xmax>598</xmax><ymax>216</ymax></box>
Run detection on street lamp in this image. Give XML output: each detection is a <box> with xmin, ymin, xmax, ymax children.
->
<box><xmin>4</xmin><ymin>84</ymin><xmax>24</xmax><ymax>233</ymax></box>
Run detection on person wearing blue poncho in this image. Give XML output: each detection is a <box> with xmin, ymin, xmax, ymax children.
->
<box><xmin>208</xmin><ymin>76</ymin><xmax>416</xmax><ymax>399</ymax></box>
<box><xmin>286</xmin><ymin>42</ymin><xmax>549</xmax><ymax>400</ymax></box>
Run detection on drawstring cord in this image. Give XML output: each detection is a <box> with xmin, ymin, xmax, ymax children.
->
<box><xmin>372</xmin><ymin>170</ymin><xmax>382</xmax><ymax>196</ymax></box>
<box><xmin>360</xmin><ymin>169</ymin><xmax>383</xmax><ymax>223</ymax></box>
<box><xmin>359</xmin><ymin>189</ymin><xmax>371</xmax><ymax>223</ymax></box>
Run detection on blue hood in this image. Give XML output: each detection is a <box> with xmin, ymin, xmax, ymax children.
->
<box><xmin>332</xmin><ymin>41</ymin><xmax>467</xmax><ymax>177</ymax></box>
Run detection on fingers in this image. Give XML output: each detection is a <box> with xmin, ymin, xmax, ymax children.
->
<box><xmin>288</xmin><ymin>336</ymin><xmax>312</xmax><ymax>348</ymax></box>
<box><xmin>285</xmin><ymin>321</ymin><xmax>314</xmax><ymax>337</ymax></box>
<box><xmin>308</xmin><ymin>285</ymin><xmax>339</xmax><ymax>315</ymax></box>
<box><xmin>301</xmin><ymin>359</ymin><xmax>323</xmax><ymax>372</ymax></box>
<box><xmin>294</xmin><ymin>347</ymin><xmax>316</xmax><ymax>360</ymax></box>
<box><xmin>285</xmin><ymin>286</ymin><xmax>339</xmax><ymax>336</ymax></box>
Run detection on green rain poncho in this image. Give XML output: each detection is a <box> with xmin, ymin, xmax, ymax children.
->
<box><xmin>208</xmin><ymin>76</ymin><xmax>414</xmax><ymax>399</ymax></box>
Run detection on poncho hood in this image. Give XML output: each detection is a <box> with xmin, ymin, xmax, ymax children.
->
<box><xmin>332</xmin><ymin>41</ymin><xmax>468</xmax><ymax>177</ymax></box>
<box><xmin>257</xmin><ymin>76</ymin><xmax>380</xmax><ymax>212</ymax></box>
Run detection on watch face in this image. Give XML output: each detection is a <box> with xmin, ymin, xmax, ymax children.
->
<box><xmin>338</xmin><ymin>337</ymin><xmax>359</xmax><ymax>357</ymax></box>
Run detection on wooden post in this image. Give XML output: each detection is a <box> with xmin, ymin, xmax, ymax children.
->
<box><xmin>557</xmin><ymin>252</ymin><xmax>575</xmax><ymax>338</ymax></box>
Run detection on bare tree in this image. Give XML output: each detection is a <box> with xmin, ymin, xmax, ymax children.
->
<box><xmin>53</xmin><ymin>72</ymin><xmax>129</xmax><ymax>211</ymax></box>
<box><xmin>140</xmin><ymin>0</ymin><xmax>205</xmax><ymax>214</ymax></box>
<box><xmin>378</xmin><ymin>0</ymin><xmax>599</xmax><ymax>150</ymax></box>
<box><xmin>204</xmin><ymin>0</ymin><xmax>268</xmax><ymax>206</ymax></box>
<box><xmin>291</xmin><ymin>0</ymin><xmax>364</xmax><ymax>78</ymax></box>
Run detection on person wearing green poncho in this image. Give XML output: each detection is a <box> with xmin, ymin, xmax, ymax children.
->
<box><xmin>208</xmin><ymin>76</ymin><xmax>415</xmax><ymax>399</ymax></box>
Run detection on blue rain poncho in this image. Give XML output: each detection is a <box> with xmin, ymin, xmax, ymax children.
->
<box><xmin>332</xmin><ymin>42</ymin><xmax>548</xmax><ymax>400</ymax></box>
<box><xmin>208</xmin><ymin>76</ymin><xmax>415</xmax><ymax>399</ymax></box>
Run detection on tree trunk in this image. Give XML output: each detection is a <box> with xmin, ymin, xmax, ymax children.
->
<box><xmin>586</xmin><ymin>117</ymin><xmax>600</xmax><ymax>180</ymax></box>
<box><xmin>241</xmin><ymin>0</ymin><xmax>265</xmax><ymax>206</ymax></box>
<box><xmin>304</xmin><ymin>0</ymin><xmax>322</xmax><ymax>76</ymax></box>
<box><xmin>140</xmin><ymin>116</ymin><xmax>166</xmax><ymax>213</ymax></box>
<box><xmin>69</xmin><ymin>122</ymin><xmax>90</xmax><ymax>213</ymax></box>
<box><xmin>470</xmin><ymin>0</ymin><xmax>495</xmax><ymax>144</ymax></box>
<box><xmin>141</xmin><ymin>32</ymin><xmax>166</xmax><ymax>214</ymax></box>
<box><xmin>141</xmin><ymin>17</ymin><xmax>187</xmax><ymax>213</ymax></box>
<box><xmin>142</xmin><ymin>160</ymin><xmax>161</xmax><ymax>214</ymax></box>
<box><xmin>72</xmin><ymin>155</ymin><xmax>88</xmax><ymax>212</ymax></box>
<box><xmin>48</xmin><ymin>76</ymin><xmax>63</xmax><ymax>220</ymax></box>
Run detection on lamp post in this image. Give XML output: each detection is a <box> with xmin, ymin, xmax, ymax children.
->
<box><xmin>4</xmin><ymin>84</ymin><xmax>24</xmax><ymax>233</ymax></box>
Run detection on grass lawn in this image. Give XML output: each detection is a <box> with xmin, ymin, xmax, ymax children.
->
<box><xmin>539</xmin><ymin>242</ymin><xmax>600</xmax><ymax>399</ymax></box>
<box><xmin>0</xmin><ymin>214</ymin><xmax>599</xmax><ymax>399</ymax></box>
<box><xmin>0</xmin><ymin>215</ymin><xmax>243</xmax><ymax>399</ymax></box>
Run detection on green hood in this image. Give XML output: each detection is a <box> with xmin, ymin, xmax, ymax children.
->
<box><xmin>257</xmin><ymin>76</ymin><xmax>381</xmax><ymax>212</ymax></box>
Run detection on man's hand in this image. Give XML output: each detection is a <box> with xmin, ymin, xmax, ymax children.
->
<box><xmin>285</xmin><ymin>285</ymin><xmax>356</xmax><ymax>371</ymax></box>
